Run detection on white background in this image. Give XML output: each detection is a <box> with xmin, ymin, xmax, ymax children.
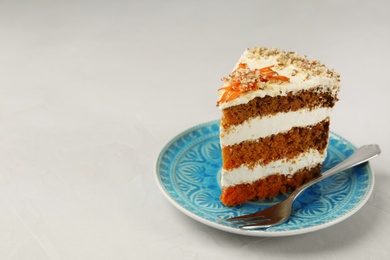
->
<box><xmin>1</xmin><ymin>0</ymin><xmax>389</xmax><ymax>259</ymax></box>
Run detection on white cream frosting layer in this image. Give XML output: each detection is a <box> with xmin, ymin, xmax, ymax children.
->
<box><xmin>220</xmin><ymin>107</ymin><xmax>332</xmax><ymax>147</ymax></box>
<box><xmin>218</xmin><ymin>50</ymin><xmax>339</xmax><ymax>109</ymax></box>
<box><xmin>221</xmin><ymin>148</ymin><xmax>327</xmax><ymax>187</ymax></box>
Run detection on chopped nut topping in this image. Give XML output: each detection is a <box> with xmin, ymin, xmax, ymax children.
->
<box><xmin>217</xmin><ymin>47</ymin><xmax>340</xmax><ymax>106</ymax></box>
<box><xmin>246</xmin><ymin>47</ymin><xmax>340</xmax><ymax>80</ymax></box>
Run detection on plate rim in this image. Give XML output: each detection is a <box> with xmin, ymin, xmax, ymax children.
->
<box><xmin>154</xmin><ymin>120</ymin><xmax>375</xmax><ymax>237</ymax></box>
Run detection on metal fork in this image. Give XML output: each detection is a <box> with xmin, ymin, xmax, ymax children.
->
<box><xmin>226</xmin><ymin>144</ymin><xmax>381</xmax><ymax>230</ymax></box>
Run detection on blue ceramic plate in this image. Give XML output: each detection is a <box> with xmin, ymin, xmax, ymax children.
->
<box><xmin>155</xmin><ymin>120</ymin><xmax>374</xmax><ymax>237</ymax></box>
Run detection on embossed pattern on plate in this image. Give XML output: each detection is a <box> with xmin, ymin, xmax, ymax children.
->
<box><xmin>155</xmin><ymin>120</ymin><xmax>374</xmax><ymax>236</ymax></box>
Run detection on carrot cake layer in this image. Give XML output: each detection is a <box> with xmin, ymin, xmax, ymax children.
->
<box><xmin>220</xmin><ymin>165</ymin><xmax>322</xmax><ymax>206</ymax></box>
<box><xmin>222</xmin><ymin>119</ymin><xmax>329</xmax><ymax>171</ymax></box>
<box><xmin>221</xmin><ymin>87</ymin><xmax>336</xmax><ymax>128</ymax></box>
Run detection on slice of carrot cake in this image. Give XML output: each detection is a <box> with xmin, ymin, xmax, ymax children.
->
<box><xmin>217</xmin><ymin>47</ymin><xmax>340</xmax><ymax>206</ymax></box>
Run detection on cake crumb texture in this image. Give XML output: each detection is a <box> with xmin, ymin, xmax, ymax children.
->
<box><xmin>222</xmin><ymin>120</ymin><xmax>329</xmax><ymax>170</ymax></box>
<box><xmin>220</xmin><ymin>165</ymin><xmax>321</xmax><ymax>206</ymax></box>
<box><xmin>221</xmin><ymin>87</ymin><xmax>336</xmax><ymax>128</ymax></box>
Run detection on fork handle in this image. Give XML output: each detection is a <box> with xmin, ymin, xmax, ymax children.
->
<box><xmin>290</xmin><ymin>144</ymin><xmax>381</xmax><ymax>200</ymax></box>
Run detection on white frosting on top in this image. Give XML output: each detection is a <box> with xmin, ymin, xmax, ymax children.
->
<box><xmin>217</xmin><ymin>47</ymin><xmax>340</xmax><ymax>109</ymax></box>
<box><xmin>220</xmin><ymin>107</ymin><xmax>332</xmax><ymax>147</ymax></box>
<box><xmin>221</xmin><ymin>148</ymin><xmax>327</xmax><ymax>187</ymax></box>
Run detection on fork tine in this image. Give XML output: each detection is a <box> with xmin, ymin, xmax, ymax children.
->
<box><xmin>240</xmin><ymin>217</ymin><xmax>289</xmax><ymax>229</ymax></box>
<box><xmin>226</xmin><ymin>211</ymin><xmax>266</xmax><ymax>222</ymax></box>
<box><xmin>227</xmin><ymin>215</ymin><xmax>265</xmax><ymax>223</ymax></box>
<box><xmin>239</xmin><ymin>221</ymin><xmax>274</xmax><ymax>230</ymax></box>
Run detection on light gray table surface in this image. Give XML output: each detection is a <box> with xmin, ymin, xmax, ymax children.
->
<box><xmin>1</xmin><ymin>1</ymin><xmax>389</xmax><ymax>259</ymax></box>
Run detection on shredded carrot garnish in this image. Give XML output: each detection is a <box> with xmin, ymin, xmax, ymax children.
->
<box><xmin>269</xmin><ymin>75</ymin><xmax>290</xmax><ymax>81</ymax></box>
<box><xmin>217</xmin><ymin>63</ymin><xmax>290</xmax><ymax>105</ymax></box>
<box><xmin>238</xmin><ymin>63</ymin><xmax>247</xmax><ymax>69</ymax></box>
